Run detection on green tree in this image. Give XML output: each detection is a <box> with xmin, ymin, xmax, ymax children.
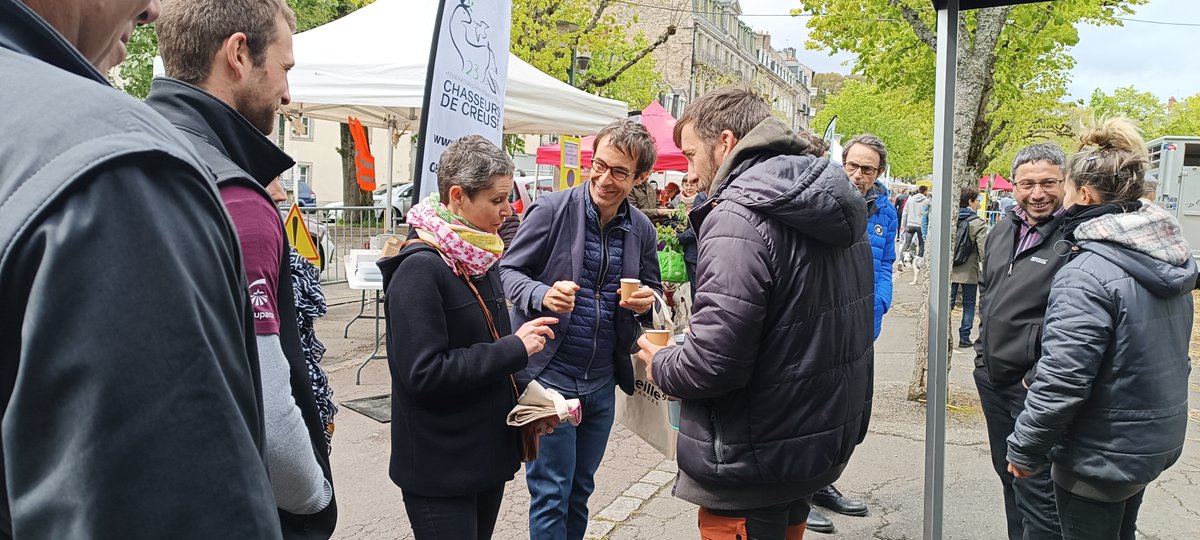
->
<box><xmin>1088</xmin><ymin>86</ymin><xmax>1167</xmax><ymax>138</ymax></box>
<box><xmin>813</xmin><ymin>80</ymin><xmax>933</xmax><ymax>178</ymax></box>
<box><xmin>1160</xmin><ymin>94</ymin><xmax>1200</xmax><ymax>137</ymax></box>
<box><xmin>511</xmin><ymin>0</ymin><xmax>672</xmax><ymax>108</ymax></box>
<box><xmin>795</xmin><ymin>0</ymin><xmax>1145</xmax><ymax>399</ymax></box>
<box><xmin>810</xmin><ymin>72</ymin><xmax>864</xmax><ymax>111</ymax></box>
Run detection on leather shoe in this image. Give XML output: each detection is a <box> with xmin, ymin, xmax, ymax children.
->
<box><xmin>813</xmin><ymin>484</ymin><xmax>869</xmax><ymax>517</ymax></box>
<box><xmin>958</xmin><ymin>341</ymin><xmax>973</xmax><ymax>349</ymax></box>
<box><xmin>806</xmin><ymin>508</ymin><xmax>835</xmax><ymax>534</ymax></box>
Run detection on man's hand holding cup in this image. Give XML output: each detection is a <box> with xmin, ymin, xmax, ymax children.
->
<box><xmin>542</xmin><ymin>281</ymin><xmax>579</xmax><ymax>314</ymax></box>
<box><xmin>619</xmin><ymin>278</ymin><xmax>654</xmax><ymax>314</ymax></box>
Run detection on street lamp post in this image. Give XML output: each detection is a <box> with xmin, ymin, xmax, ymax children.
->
<box><xmin>555</xmin><ymin>20</ymin><xmax>590</xmax><ymax>87</ymax></box>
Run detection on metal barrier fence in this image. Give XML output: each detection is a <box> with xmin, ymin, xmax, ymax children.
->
<box><xmin>296</xmin><ymin>206</ymin><xmax>407</xmax><ymax>284</ymax></box>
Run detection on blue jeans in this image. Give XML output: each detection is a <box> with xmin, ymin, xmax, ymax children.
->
<box><xmin>950</xmin><ymin>282</ymin><xmax>977</xmax><ymax>344</ymax></box>
<box><xmin>526</xmin><ymin>381</ymin><xmax>617</xmax><ymax>540</ymax></box>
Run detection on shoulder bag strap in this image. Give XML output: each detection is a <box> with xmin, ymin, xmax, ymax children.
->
<box><xmin>401</xmin><ymin>238</ymin><xmax>521</xmax><ymax>397</ymax></box>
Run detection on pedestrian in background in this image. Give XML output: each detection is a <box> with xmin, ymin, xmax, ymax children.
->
<box><xmin>900</xmin><ymin>185</ymin><xmax>931</xmax><ymax>257</ymax></box>
<box><xmin>642</xmin><ymin>87</ymin><xmax>874</xmax><ymax>540</ymax></box>
<box><xmin>950</xmin><ymin>187</ymin><xmax>989</xmax><ymax>348</ymax></box>
<box><xmin>378</xmin><ymin>135</ymin><xmax>558</xmax><ymax>540</ymax></box>
<box><xmin>1007</xmin><ymin>119</ymin><xmax>1196</xmax><ymax>540</ymax></box>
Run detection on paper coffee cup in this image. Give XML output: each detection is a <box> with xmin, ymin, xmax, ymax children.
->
<box><xmin>620</xmin><ymin>278</ymin><xmax>641</xmax><ymax>302</ymax></box>
<box><xmin>645</xmin><ymin>329</ymin><xmax>671</xmax><ymax>347</ymax></box>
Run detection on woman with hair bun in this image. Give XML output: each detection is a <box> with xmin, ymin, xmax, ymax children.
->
<box><xmin>1005</xmin><ymin>118</ymin><xmax>1197</xmax><ymax>540</ymax></box>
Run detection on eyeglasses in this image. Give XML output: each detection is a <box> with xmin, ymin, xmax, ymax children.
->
<box><xmin>844</xmin><ymin>162</ymin><xmax>879</xmax><ymax>177</ymax></box>
<box><xmin>1014</xmin><ymin>179</ymin><xmax>1063</xmax><ymax>192</ymax></box>
<box><xmin>591</xmin><ymin>159</ymin><xmax>633</xmax><ymax>183</ymax></box>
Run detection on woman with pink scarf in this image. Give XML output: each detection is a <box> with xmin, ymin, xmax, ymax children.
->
<box><xmin>378</xmin><ymin>135</ymin><xmax>557</xmax><ymax>539</ymax></box>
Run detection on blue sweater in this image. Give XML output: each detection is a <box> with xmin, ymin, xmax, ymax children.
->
<box><xmin>866</xmin><ymin>181</ymin><xmax>898</xmax><ymax>339</ymax></box>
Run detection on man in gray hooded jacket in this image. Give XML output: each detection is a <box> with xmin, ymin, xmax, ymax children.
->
<box><xmin>638</xmin><ymin>87</ymin><xmax>874</xmax><ymax>538</ymax></box>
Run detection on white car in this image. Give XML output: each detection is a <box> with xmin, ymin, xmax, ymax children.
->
<box><xmin>374</xmin><ymin>183</ymin><xmax>414</xmax><ymax>224</ymax></box>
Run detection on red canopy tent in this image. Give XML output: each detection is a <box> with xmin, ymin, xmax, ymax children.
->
<box><xmin>979</xmin><ymin>173</ymin><xmax>1013</xmax><ymax>191</ymax></box>
<box><xmin>534</xmin><ymin>101</ymin><xmax>688</xmax><ymax>171</ymax></box>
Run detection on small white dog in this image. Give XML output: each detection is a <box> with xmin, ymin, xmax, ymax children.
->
<box><xmin>896</xmin><ymin>251</ymin><xmax>925</xmax><ymax>285</ymax></box>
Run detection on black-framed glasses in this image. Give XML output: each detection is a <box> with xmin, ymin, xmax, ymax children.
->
<box><xmin>1015</xmin><ymin>179</ymin><xmax>1063</xmax><ymax>192</ymax></box>
<box><xmin>844</xmin><ymin>162</ymin><xmax>879</xmax><ymax>177</ymax></box>
<box><xmin>592</xmin><ymin>159</ymin><xmax>632</xmax><ymax>183</ymax></box>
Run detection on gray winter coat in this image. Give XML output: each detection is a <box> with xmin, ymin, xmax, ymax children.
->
<box><xmin>651</xmin><ymin>118</ymin><xmax>874</xmax><ymax>510</ymax></box>
<box><xmin>1007</xmin><ymin>203</ymin><xmax>1196</xmax><ymax>502</ymax></box>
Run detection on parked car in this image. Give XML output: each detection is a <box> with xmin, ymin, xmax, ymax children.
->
<box><xmin>295</xmin><ymin>180</ymin><xmax>317</xmax><ymax>207</ymax></box>
<box><xmin>375</xmin><ymin>182</ymin><xmax>414</xmax><ymax>224</ymax></box>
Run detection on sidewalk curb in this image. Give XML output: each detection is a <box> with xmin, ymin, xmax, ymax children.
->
<box><xmin>585</xmin><ymin>460</ymin><xmax>677</xmax><ymax>539</ymax></box>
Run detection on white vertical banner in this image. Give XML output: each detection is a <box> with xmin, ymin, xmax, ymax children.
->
<box><xmin>413</xmin><ymin>0</ymin><xmax>513</xmax><ymax>200</ymax></box>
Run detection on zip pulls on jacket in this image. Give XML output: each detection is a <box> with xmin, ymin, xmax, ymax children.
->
<box><xmin>584</xmin><ymin>216</ymin><xmax>612</xmax><ymax>381</ymax></box>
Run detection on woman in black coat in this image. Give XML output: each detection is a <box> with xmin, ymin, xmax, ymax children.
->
<box><xmin>378</xmin><ymin>136</ymin><xmax>557</xmax><ymax>540</ymax></box>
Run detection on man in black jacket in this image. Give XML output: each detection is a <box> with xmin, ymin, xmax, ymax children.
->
<box><xmin>0</xmin><ymin>0</ymin><xmax>280</xmax><ymax>537</ymax></box>
<box><xmin>975</xmin><ymin>142</ymin><xmax>1070</xmax><ymax>540</ymax></box>
<box><xmin>147</xmin><ymin>0</ymin><xmax>336</xmax><ymax>537</ymax></box>
<box><xmin>639</xmin><ymin>87</ymin><xmax>874</xmax><ymax>539</ymax></box>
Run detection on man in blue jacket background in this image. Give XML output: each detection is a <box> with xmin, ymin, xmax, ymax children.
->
<box><xmin>844</xmin><ymin>134</ymin><xmax>898</xmax><ymax>340</ymax></box>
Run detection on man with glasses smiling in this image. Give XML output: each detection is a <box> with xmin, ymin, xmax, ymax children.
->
<box><xmin>501</xmin><ymin>119</ymin><xmax>663</xmax><ymax>540</ymax></box>
<box><xmin>974</xmin><ymin>142</ymin><xmax>1070</xmax><ymax>540</ymax></box>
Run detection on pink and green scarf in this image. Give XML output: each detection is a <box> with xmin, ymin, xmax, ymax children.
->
<box><xmin>406</xmin><ymin>193</ymin><xmax>504</xmax><ymax>277</ymax></box>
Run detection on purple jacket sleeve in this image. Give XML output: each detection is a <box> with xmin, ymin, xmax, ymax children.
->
<box><xmin>499</xmin><ymin>198</ymin><xmax>554</xmax><ymax>316</ymax></box>
<box><xmin>651</xmin><ymin>208</ymin><xmax>771</xmax><ymax>399</ymax></box>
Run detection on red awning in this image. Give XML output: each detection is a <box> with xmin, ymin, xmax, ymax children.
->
<box><xmin>534</xmin><ymin>101</ymin><xmax>689</xmax><ymax>172</ymax></box>
<box><xmin>980</xmin><ymin>173</ymin><xmax>1013</xmax><ymax>191</ymax></box>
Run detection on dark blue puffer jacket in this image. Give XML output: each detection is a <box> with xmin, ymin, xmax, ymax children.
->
<box><xmin>553</xmin><ymin>200</ymin><xmax>625</xmax><ymax>381</ymax></box>
<box><xmin>865</xmin><ymin>181</ymin><xmax>898</xmax><ymax>339</ymax></box>
<box><xmin>1008</xmin><ymin>203</ymin><xmax>1197</xmax><ymax>498</ymax></box>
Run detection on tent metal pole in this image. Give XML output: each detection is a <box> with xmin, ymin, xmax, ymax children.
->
<box><xmin>925</xmin><ymin>1</ymin><xmax>958</xmax><ymax>539</ymax></box>
<box><xmin>386</xmin><ymin>120</ymin><xmax>395</xmax><ymax>234</ymax></box>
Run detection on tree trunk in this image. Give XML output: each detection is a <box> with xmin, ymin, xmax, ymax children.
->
<box><xmin>906</xmin><ymin>7</ymin><xmax>1011</xmax><ymax>401</ymax></box>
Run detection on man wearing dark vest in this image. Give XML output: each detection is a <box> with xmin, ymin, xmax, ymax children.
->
<box><xmin>146</xmin><ymin>0</ymin><xmax>335</xmax><ymax>537</ymax></box>
<box><xmin>975</xmin><ymin>142</ymin><xmax>1070</xmax><ymax>540</ymax></box>
<box><xmin>0</xmin><ymin>0</ymin><xmax>280</xmax><ymax>537</ymax></box>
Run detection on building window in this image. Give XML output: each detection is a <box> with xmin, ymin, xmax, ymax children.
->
<box><xmin>290</xmin><ymin>117</ymin><xmax>313</xmax><ymax>140</ymax></box>
<box><xmin>294</xmin><ymin>162</ymin><xmax>312</xmax><ymax>186</ymax></box>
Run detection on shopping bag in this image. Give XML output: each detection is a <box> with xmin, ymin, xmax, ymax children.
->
<box><xmin>614</xmin><ymin>353</ymin><xmax>677</xmax><ymax>459</ymax></box>
<box><xmin>658</xmin><ymin>249</ymin><xmax>687</xmax><ymax>283</ymax></box>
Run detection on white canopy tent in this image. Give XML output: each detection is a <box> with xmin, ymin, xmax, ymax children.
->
<box><xmin>283</xmin><ymin>0</ymin><xmax>627</xmax><ymax>134</ymax></box>
<box><xmin>277</xmin><ymin>0</ymin><xmax>626</xmax><ymax>227</ymax></box>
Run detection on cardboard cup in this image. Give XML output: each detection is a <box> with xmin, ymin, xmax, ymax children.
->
<box><xmin>645</xmin><ymin>329</ymin><xmax>671</xmax><ymax>347</ymax></box>
<box><xmin>620</xmin><ymin>278</ymin><xmax>641</xmax><ymax>302</ymax></box>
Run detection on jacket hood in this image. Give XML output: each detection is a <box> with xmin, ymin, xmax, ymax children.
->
<box><xmin>909</xmin><ymin>193</ymin><xmax>929</xmax><ymax>204</ymax></box>
<box><xmin>1076</xmin><ymin>203</ymin><xmax>1198</xmax><ymax>297</ymax></box>
<box><xmin>145</xmin><ymin>78</ymin><xmax>294</xmax><ymax>186</ymax></box>
<box><xmin>710</xmin><ymin>118</ymin><xmax>867</xmax><ymax>247</ymax></box>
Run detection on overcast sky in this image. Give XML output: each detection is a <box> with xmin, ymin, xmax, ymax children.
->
<box><xmin>737</xmin><ymin>0</ymin><xmax>1199</xmax><ymax>102</ymax></box>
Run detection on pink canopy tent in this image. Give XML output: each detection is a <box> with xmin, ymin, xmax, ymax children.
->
<box><xmin>534</xmin><ymin>101</ymin><xmax>688</xmax><ymax>172</ymax></box>
<box><xmin>980</xmin><ymin>173</ymin><xmax>1013</xmax><ymax>191</ymax></box>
